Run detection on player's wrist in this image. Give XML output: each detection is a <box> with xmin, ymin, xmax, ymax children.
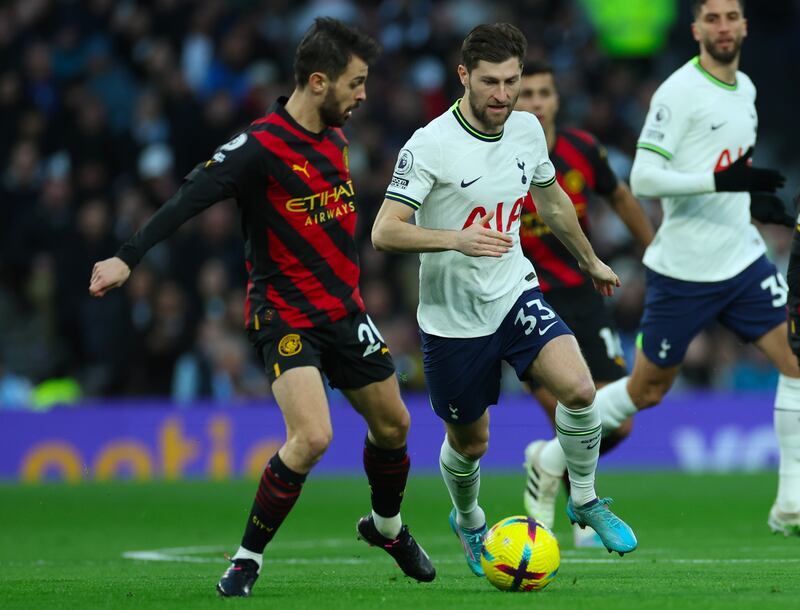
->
<box><xmin>713</xmin><ymin>167</ymin><xmax>741</xmax><ymax>192</ymax></box>
<box><xmin>578</xmin><ymin>255</ymin><xmax>602</xmax><ymax>275</ymax></box>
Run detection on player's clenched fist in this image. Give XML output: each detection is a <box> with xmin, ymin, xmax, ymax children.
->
<box><xmin>455</xmin><ymin>210</ymin><xmax>514</xmax><ymax>258</ymax></box>
<box><xmin>580</xmin><ymin>257</ymin><xmax>620</xmax><ymax>297</ymax></box>
<box><xmin>89</xmin><ymin>257</ymin><xmax>131</xmax><ymax>297</ymax></box>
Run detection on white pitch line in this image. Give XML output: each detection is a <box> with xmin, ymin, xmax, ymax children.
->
<box><xmin>122</xmin><ymin>545</ymin><xmax>800</xmax><ymax>567</ymax></box>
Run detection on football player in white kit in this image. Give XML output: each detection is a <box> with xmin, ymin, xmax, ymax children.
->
<box><xmin>371</xmin><ymin>23</ymin><xmax>638</xmax><ymax>575</ymax></box>
<box><xmin>524</xmin><ymin>0</ymin><xmax>800</xmax><ymax>538</ymax></box>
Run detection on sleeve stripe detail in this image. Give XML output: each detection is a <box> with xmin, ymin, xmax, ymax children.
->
<box><xmin>385</xmin><ymin>192</ymin><xmax>421</xmax><ymax>210</ymax></box>
<box><xmin>532</xmin><ymin>175</ymin><xmax>557</xmax><ymax>188</ymax></box>
<box><xmin>637</xmin><ymin>143</ymin><xmax>673</xmax><ymax>160</ymax></box>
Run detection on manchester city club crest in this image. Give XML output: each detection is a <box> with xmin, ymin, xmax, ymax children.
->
<box><xmin>278</xmin><ymin>334</ymin><xmax>302</xmax><ymax>357</ymax></box>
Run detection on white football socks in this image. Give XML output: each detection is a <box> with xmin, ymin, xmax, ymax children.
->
<box><xmin>594</xmin><ymin>377</ymin><xmax>638</xmax><ymax>434</ymax></box>
<box><xmin>439</xmin><ymin>435</ymin><xmax>486</xmax><ymax>529</ymax></box>
<box><xmin>538</xmin><ymin>377</ymin><xmax>638</xmax><ymax>478</ymax></box>
<box><xmin>539</xmin><ymin>437</ymin><xmax>567</xmax><ymax>475</ymax></box>
<box><xmin>774</xmin><ymin>374</ymin><xmax>800</xmax><ymax>513</ymax></box>
<box><xmin>232</xmin><ymin>546</ymin><xmax>263</xmax><ymax>573</ymax></box>
<box><xmin>555</xmin><ymin>402</ymin><xmax>601</xmax><ymax>506</ymax></box>
<box><xmin>372</xmin><ymin>511</ymin><xmax>402</xmax><ymax>539</ymax></box>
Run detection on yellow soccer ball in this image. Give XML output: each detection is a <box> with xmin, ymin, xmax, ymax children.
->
<box><xmin>480</xmin><ymin>515</ymin><xmax>560</xmax><ymax>591</ymax></box>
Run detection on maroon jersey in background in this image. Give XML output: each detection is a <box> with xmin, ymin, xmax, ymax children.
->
<box><xmin>519</xmin><ymin>128</ymin><xmax>618</xmax><ymax>291</ymax></box>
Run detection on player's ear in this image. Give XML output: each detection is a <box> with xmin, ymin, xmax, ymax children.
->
<box><xmin>308</xmin><ymin>72</ymin><xmax>328</xmax><ymax>95</ymax></box>
<box><xmin>690</xmin><ymin>21</ymin><xmax>700</xmax><ymax>43</ymax></box>
<box><xmin>457</xmin><ymin>64</ymin><xmax>469</xmax><ymax>89</ymax></box>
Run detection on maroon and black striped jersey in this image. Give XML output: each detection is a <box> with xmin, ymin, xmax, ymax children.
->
<box><xmin>519</xmin><ymin>128</ymin><xmax>618</xmax><ymax>292</ymax></box>
<box><xmin>116</xmin><ymin>97</ymin><xmax>364</xmax><ymax>329</ymax></box>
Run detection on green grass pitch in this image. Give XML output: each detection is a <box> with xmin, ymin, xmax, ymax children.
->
<box><xmin>1</xmin><ymin>472</ymin><xmax>797</xmax><ymax>609</ymax></box>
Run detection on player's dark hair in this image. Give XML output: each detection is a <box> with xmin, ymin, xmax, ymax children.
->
<box><xmin>691</xmin><ymin>0</ymin><xmax>745</xmax><ymax>18</ymax></box>
<box><xmin>461</xmin><ymin>23</ymin><xmax>527</xmax><ymax>72</ymax></box>
<box><xmin>522</xmin><ymin>59</ymin><xmax>555</xmax><ymax>80</ymax></box>
<box><xmin>294</xmin><ymin>17</ymin><xmax>381</xmax><ymax>87</ymax></box>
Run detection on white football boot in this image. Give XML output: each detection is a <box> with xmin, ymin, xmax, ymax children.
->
<box><xmin>523</xmin><ymin>440</ymin><xmax>561</xmax><ymax>530</ymax></box>
<box><xmin>768</xmin><ymin>504</ymin><xmax>800</xmax><ymax>537</ymax></box>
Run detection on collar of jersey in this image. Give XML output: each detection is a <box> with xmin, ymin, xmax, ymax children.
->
<box><xmin>691</xmin><ymin>56</ymin><xmax>737</xmax><ymax>91</ymax></box>
<box><xmin>272</xmin><ymin>96</ymin><xmax>330</xmax><ymax>141</ymax></box>
<box><xmin>451</xmin><ymin>100</ymin><xmax>504</xmax><ymax>142</ymax></box>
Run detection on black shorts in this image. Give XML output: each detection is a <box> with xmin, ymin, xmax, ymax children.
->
<box><xmin>527</xmin><ymin>283</ymin><xmax>627</xmax><ymax>389</ymax></box>
<box><xmin>247</xmin><ymin>310</ymin><xmax>395</xmax><ymax>390</ymax></box>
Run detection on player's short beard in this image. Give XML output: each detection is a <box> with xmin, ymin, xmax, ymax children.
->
<box><xmin>703</xmin><ymin>35</ymin><xmax>743</xmax><ymax>64</ymax></box>
<box><xmin>319</xmin><ymin>88</ymin><xmax>350</xmax><ymax>128</ymax></box>
<box><xmin>468</xmin><ymin>88</ymin><xmax>514</xmax><ymax>130</ymax></box>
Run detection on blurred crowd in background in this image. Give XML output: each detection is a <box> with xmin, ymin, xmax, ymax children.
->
<box><xmin>2</xmin><ymin>0</ymin><xmax>800</xmax><ymax>408</ymax></box>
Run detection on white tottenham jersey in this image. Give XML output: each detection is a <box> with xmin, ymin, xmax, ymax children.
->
<box><xmin>636</xmin><ymin>56</ymin><xmax>764</xmax><ymax>282</ymax></box>
<box><xmin>386</xmin><ymin>101</ymin><xmax>556</xmax><ymax>338</ymax></box>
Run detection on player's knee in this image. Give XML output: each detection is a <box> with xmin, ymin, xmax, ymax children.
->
<box><xmin>560</xmin><ymin>378</ymin><xmax>596</xmax><ymax>409</ymax></box>
<box><xmin>450</xmin><ymin>431</ymin><xmax>489</xmax><ymax>461</ymax></box>
<box><xmin>459</xmin><ymin>439</ymin><xmax>488</xmax><ymax>461</ymax></box>
<box><xmin>371</xmin><ymin>410</ymin><xmax>410</xmax><ymax>448</ymax></box>
<box><xmin>294</xmin><ymin>430</ymin><xmax>333</xmax><ymax>464</ymax></box>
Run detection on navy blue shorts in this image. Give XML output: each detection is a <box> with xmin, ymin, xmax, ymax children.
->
<box><xmin>420</xmin><ymin>287</ymin><xmax>573</xmax><ymax>425</ymax></box>
<box><xmin>639</xmin><ymin>255</ymin><xmax>787</xmax><ymax>367</ymax></box>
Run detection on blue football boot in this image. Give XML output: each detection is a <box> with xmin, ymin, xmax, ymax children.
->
<box><xmin>566</xmin><ymin>497</ymin><xmax>638</xmax><ymax>556</ymax></box>
<box><xmin>448</xmin><ymin>508</ymin><xmax>487</xmax><ymax>576</ymax></box>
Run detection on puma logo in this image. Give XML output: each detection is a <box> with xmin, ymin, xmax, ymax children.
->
<box><xmin>292</xmin><ymin>160</ymin><xmax>310</xmax><ymax>178</ymax></box>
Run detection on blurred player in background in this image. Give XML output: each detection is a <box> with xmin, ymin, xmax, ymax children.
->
<box><xmin>785</xmin><ymin>193</ymin><xmax>800</xmax><ymax>536</ymax></box>
<box><xmin>372</xmin><ymin>23</ymin><xmax>638</xmax><ymax>576</ymax></box>
<box><xmin>514</xmin><ymin>61</ymin><xmax>654</xmax><ymax>548</ymax></box>
<box><xmin>526</xmin><ymin>0</ymin><xmax>800</xmax><ymax>537</ymax></box>
<box><xmin>88</xmin><ymin>18</ymin><xmax>435</xmax><ymax>597</ymax></box>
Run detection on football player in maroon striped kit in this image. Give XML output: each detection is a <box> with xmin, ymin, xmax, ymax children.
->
<box><xmin>89</xmin><ymin>17</ymin><xmax>435</xmax><ymax>597</ymax></box>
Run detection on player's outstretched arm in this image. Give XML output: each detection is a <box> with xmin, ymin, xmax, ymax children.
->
<box><xmin>87</xmin><ymin>173</ymin><xmax>228</xmax><ymax>297</ymax></box>
<box><xmin>607</xmin><ymin>182</ymin><xmax>655</xmax><ymax>249</ymax></box>
<box><xmin>631</xmin><ymin>147</ymin><xmax>786</xmax><ymax>198</ymax></box>
<box><xmin>372</xmin><ymin>199</ymin><xmax>512</xmax><ymax>257</ymax></box>
<box><xmin>531</xmin><ymin>180</ymin><xmax>619</xmax><ymax>296</ymax></box>
<box><xmin>89</xmin><ymin>257</ymin><xmax>131</xmax><ymax>297</ymax></box>
<box><xmin>88</xmin><ymin>132</ymin><xmax>262</xmax><ymax>297</ymax></box>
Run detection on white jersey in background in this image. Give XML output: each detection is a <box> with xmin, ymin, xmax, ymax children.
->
<box><xmin>636</xmin><ymin>56</ymin><xmax>765</xmax><ymax>282</ymax></box>
<box><xmin>386</xmin><ymin>101</ymin><xmax>556</xmax><ymax>338</ymax></box>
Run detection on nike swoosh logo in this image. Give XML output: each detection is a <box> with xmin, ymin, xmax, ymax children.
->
<box><xmin>538</xmin><ymin>321</ymin><xmax>558</xmax><ymax>336</ymax></box>
<box><xmin>711</xmin><ymin>122</ymin><xmax>726</xmax><ymax>130</ymax></box>
<box><xmin>586</xmin><ymin>438</ymin><xmax>600</xmax><ymax>450</ymax></box>
<box><xmin>460</xmin><ymin>176</ymin><xmax>482</xmax><ymax>188</ymax></box>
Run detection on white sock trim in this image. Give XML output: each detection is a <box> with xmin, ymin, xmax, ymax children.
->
<box><xmin>232</xmin><ymin>546</ymin><xmax>263</xmax><ymax>573</ymax></box>
<box><xmin>372</xmin><ymin>510</ymin><xmax>402</xmax><ymax>539</ymax></box>
<box><xmin>439</xmin><ymin>435</ymin><xmax>479</xmax><ymax>473</ymax></box>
